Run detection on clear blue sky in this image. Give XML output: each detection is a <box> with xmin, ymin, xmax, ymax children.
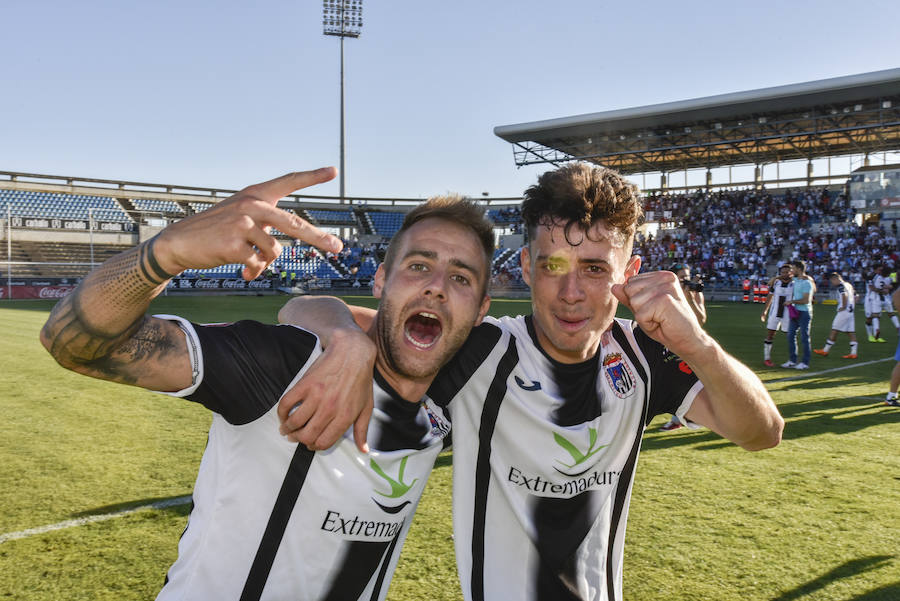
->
<box><xmin>1</xmin><ymin>0</ymin><xmax>898</xmax><ymax>199</ymax></box>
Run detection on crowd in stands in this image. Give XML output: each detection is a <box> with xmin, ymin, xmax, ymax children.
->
<box><xmin>258</xmin><ymin>185</ymin><xmax>897</xmax><ymax>295</ymax></box>
<box><xmin>635</xmin><ymin>186</ymin><xmax>875</xmax><ymax>292</ymax></box>
<box><xmin>9</xmin><ymin>183</ymin><xmax>900</xmax><ymax>298</ymax></box>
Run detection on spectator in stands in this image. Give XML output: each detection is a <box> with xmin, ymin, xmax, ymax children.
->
<box><xmin>783</xmin><ymin>260</ymin><xmax>814</xmax><ymax>370</ymax></box>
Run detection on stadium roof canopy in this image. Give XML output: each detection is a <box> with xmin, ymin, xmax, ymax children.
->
<box><xmin>494</xmin><ymin>68</ymin><xmax>900</xmax><ymax>175</ymax></box>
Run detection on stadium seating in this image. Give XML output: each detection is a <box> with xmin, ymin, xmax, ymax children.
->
<box><xmin>131</xmin><ymin>198</ymin><xmax>185</xmax><ymax>215</ymax></box>
<box><xmin>367</xmin><ymin>211</ymin><xmax>405</xmax><ymax>237</ymax></box>
<box><xmin>0</xmin><ymin>190</ymin><xmax>133</xmax><ymax>223</ymax></box>
<box><xmin>306</xmin><ymin>209</ymin><xmax>356</xmax><ymax>226</ymax></box>
<box><xmin>6</xmin><ymin>178</ymin><xmax>891</xmax><ymax>298</ymax></box>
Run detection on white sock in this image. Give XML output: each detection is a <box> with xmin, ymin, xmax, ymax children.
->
<box><xmin>823</xmin><ymin>340</ymin><xmax>835</xmax><ymax>351</ymax></box>
<box><xmin>764</xmin><ymin>340</ymin><xmax>772</xmax><ymax>360</ymax></box>
<box><xmin>866</xmin><ymin>323</ymin><xmax>874</xmax><ymax>336</ymax></box>
<box><xmin>874</xmin><ymin>317</ymin><xmax>881</xmax><ymax>336</ymax></box>
<box><xmin>892</xmin><ymin>315</ymin><xmax>900</xmax><ymax>329</ymax></box>
<box><xmin>849</xmin><ymin>341</ymin><xmax>858</xmax><ymax>354</ymax></box>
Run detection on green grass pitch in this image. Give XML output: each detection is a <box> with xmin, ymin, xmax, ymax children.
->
<box><xmin>1</xmin><ymin>296</ymin><xmax>898</xmax><ymax>600</ymax></box>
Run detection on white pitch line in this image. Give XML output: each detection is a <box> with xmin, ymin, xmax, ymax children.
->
<box><xmin>0</xmin><ymin>495</ymin><xmax>192</xmax><ymax>545</ymax></box>
<box><xmin>767</xmin><ymin>357</ymin><xmax>893</xmax><ymax>383</ymax></box>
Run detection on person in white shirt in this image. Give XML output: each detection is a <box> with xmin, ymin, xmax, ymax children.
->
<box><xmin>761</xmin><ymin>263</ymin><xmax>794</xmax><ymax>367</ymax></box>
<box><xmin>864</xmin><ymin>264</ymin><xmax>897</xmax><ymax>342</ymax></box>
<box><xmin>813</xmin><ymin>272</ymin><xmax>859</xmax><ymax>359</ymax></box>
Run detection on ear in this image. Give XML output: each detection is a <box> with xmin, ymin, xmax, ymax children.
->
<box><xmin>520</xmin><ymin>245</ymin><xmax>533</xmax><ymax>288</ymax></box>
<box><xmin>474</xmin><ymin>295</ymin><xmax>491</xmax><ymax>326</ymax></box>
<box><xmin>624</xmin><ymin>254</ymin><xmax>641</xmax><ymax>281</ymax></box>
<box><xmin>372</xmin><ymin>263</ymin><xmax>386</xmax><ymax>299</ymax></box>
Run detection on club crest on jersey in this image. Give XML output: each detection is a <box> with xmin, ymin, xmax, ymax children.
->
<box><xmin>602</xmin><ymin>352</ymin><xmax>635</xmax><ymax>398</ymax></box>
<box><xmin>423</xmin><ymin>399</ymin><xmax>451</xmax><ymax>438</ymax></box>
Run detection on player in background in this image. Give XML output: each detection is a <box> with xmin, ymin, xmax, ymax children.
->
<box><xmin>761</xmin><ymin>263</ymin><xmax>794</xmax><ymax>367</ymax></box>
<box><xmin>813</xmin><ymin>272</ymin><xmax>859</xmax><ymax>359</ymax></box>
<box><xmin>39</xmin><ymin>168</ymin><xmax>495</xmax><ymax>601</ymax></box>
<box><xmin>885</xmin><ymin>287</ymin><xmax>900</xmax><ymax>407</ymax></box>
<box><xmin>864</xmin><ymin>264</ymin><xmax>897</xmax><ymax>342</ymax></box>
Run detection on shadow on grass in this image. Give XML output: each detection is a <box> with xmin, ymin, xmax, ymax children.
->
<box><xmin>849</xmin><ymin>582</ymin><xmax>900</xmax><ymax>601</ymax></box>
<box><xmin>770</xmin><ymin>555</ymin><xmax>895</xmax><ymax>601</ymax></box>
<box><xmin>434</xmin><ymin>453</ymin><xmax>453</xmax><ymax>469</ymax></box>
<box><xmin>71</xmin><ymin>494</ymin><xmax>193</xmax><ymax>518</ymax></box>
<box><xmin>642</xmin><ymin>394</ymin><xmax>900</xmax><ymax>452</ymax></box>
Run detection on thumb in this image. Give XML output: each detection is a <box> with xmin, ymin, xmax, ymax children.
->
<box><xmin>353</xmin><ymin>398</ymin><xmax>373</xmax><ymax>454</ymax></box>
<box><xmin>611</xmin><ymin>282</ymin><xmax>631</xmax><ymax>310</ymax></box>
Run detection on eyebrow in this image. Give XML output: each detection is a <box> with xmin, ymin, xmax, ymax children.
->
<box><xmin>403</xmin><ymin>249</ymin><xmax>481</xmax><ymax>277</ymax></box>
<box><xmin>536</xmin><ymin>254</ymin><xmax>611</xmax><ymax>266</ymax></box>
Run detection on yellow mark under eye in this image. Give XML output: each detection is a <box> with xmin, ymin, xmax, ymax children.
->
<box><xmin>544</xmin><ymin>258</ymin><xmax>570</xmax><ymax>274</ymax></box>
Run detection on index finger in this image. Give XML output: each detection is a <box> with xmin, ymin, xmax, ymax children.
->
<box><xmin>256</xmin><ymin>204</ymin><xmax>343</xmax><ymax>253</ymax></box>
<box><xmin>243</xmin><ymin>167</ymin><xmax>338</xmax><ymax>205</ymax></box>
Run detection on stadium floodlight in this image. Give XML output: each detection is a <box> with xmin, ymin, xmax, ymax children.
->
<box><xmin>323</xmin><ymin>0</ymin><xmax>363</xmax><ymax>207</ymax></box>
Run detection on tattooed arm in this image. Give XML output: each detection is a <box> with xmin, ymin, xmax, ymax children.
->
<box><xmin>40</xmin><ymin>168</ymin><xmax>343</xmax><ymax>392</ymax></box>
<box><xmin>40</xmin><ymin>238</ymin><xmax>191</xmax><ymax>390</ymax></box>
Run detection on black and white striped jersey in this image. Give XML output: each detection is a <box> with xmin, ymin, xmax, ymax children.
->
<box><xmin>835</xmin><ymin>281</ymin><xmax>856</xmax><ymax>312</ymax></box>
<box><xmin>769</xmin><ymin>279</ymin><xmax>794</xmax><ymax>318</ymax></box>
<box><xmin>154</xmin><ymin>316</ymin><xmax>452</xmax><ymax>601</ymax></box>
<box><xmin>429</xmin><ymin>315</ymin><xmax>703</xmax><ymax>601</ymax></box>
<box><xmin>867</xmin><ymin>274</ymin><xmax>891</xmax><ymax>300</ymax></box>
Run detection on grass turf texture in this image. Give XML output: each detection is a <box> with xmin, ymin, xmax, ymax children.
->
<box><xmin>1</xmin><ymin>296</ymin><xmax>898</xmax><ymax>600</ymax></box>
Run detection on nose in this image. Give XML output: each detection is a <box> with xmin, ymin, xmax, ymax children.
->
<box><xmin>558</xmin><ymin>270</ymin><xmax>584</xmax><ymax>304</ymax></box>
<box><xmin>423</xmin><ymin>270</ymin><xmax>447</xmax><ymax>301</ymax></box>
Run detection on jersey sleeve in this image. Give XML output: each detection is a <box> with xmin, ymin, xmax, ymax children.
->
<box><xmin>632</xmin><ymin>326</ymin><xmax>703</xmax><ymax>421</ymax></box>
<box><xmin>154</xmin><ymin>315</ymin><xmax>320</xmax><ymax>425</ymax></box>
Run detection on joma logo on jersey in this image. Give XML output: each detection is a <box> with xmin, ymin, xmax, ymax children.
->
<box><xmin>602</xmin><ymin>352</ymin><xmax>635</xmax><ymax>398</ymax></box>
<box><xmin>370</xmin><ymin>456</ymin><xmax>417</xmax><ymax>514</ymax></box>
<box><xmin>553</xmin><ymin>428</ymin><xmax>608</xmax><ymax>476</ymax></box>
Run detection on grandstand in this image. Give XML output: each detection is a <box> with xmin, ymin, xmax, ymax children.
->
<box><xmin>493</xmin><ymin>68</ymin><xmax>900</xmax><ymax>295</ymax></box>
<box><xmin>4</xmin><ymin>69</ymin><xmax>900</xmax><ymax>300</ymax></box>
<box><xmin>0</xmin><ymin>169</ymin><xmax>526</xmax><ymax>298</ymax></box>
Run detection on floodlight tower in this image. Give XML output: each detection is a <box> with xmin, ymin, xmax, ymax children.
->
<box><xmin>323</xmin><ymin>0</ymin><xmax>362</xmax><ymax>205</ymax></box>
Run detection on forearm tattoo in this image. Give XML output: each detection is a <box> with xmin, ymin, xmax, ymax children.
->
<box><xmin>42</xmin><ymin>239</ymin><xmax>181</xmax><ymax>383</ymax></box>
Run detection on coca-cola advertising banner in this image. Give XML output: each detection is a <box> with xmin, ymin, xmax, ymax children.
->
<box><xmin>168</xmin><ymin>278</ymin><xmax>274</xmax><ymax>290</ymax></box>
<box><xmin>1</xmin><ymin>283</ymin><xmax>76</xmax><ymax>299</ymax></box>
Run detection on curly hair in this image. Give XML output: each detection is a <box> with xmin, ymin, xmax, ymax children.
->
<box><xmin>521</xmin><ymin>163</ymin><xmax>643</xmax><ymax>246</ymax></box>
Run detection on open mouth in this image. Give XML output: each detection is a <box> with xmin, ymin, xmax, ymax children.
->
<box><xmin>556</xmin><ymin>315</ymin><xmax>589</xmax><ymax>329</ymax></box>
<box><xmin>404</xmin><ymin>311</ymin><xmax>443</xmax><ymax>349</ymax></box>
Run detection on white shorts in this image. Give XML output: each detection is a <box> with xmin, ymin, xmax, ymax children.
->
<box><xmin>831</xmin><ymin>311</ymin><xmax>855</xmax><ymax>332</ymax></box>
<box><xmin>865</xmin><ymin>295</ymin><xmax>894</xmax><ymax>317</ymax></box>
<box><xmin>766</xmin><ymin>309</ymin><xmax>788</xmax><ymax>332</ymax></box>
